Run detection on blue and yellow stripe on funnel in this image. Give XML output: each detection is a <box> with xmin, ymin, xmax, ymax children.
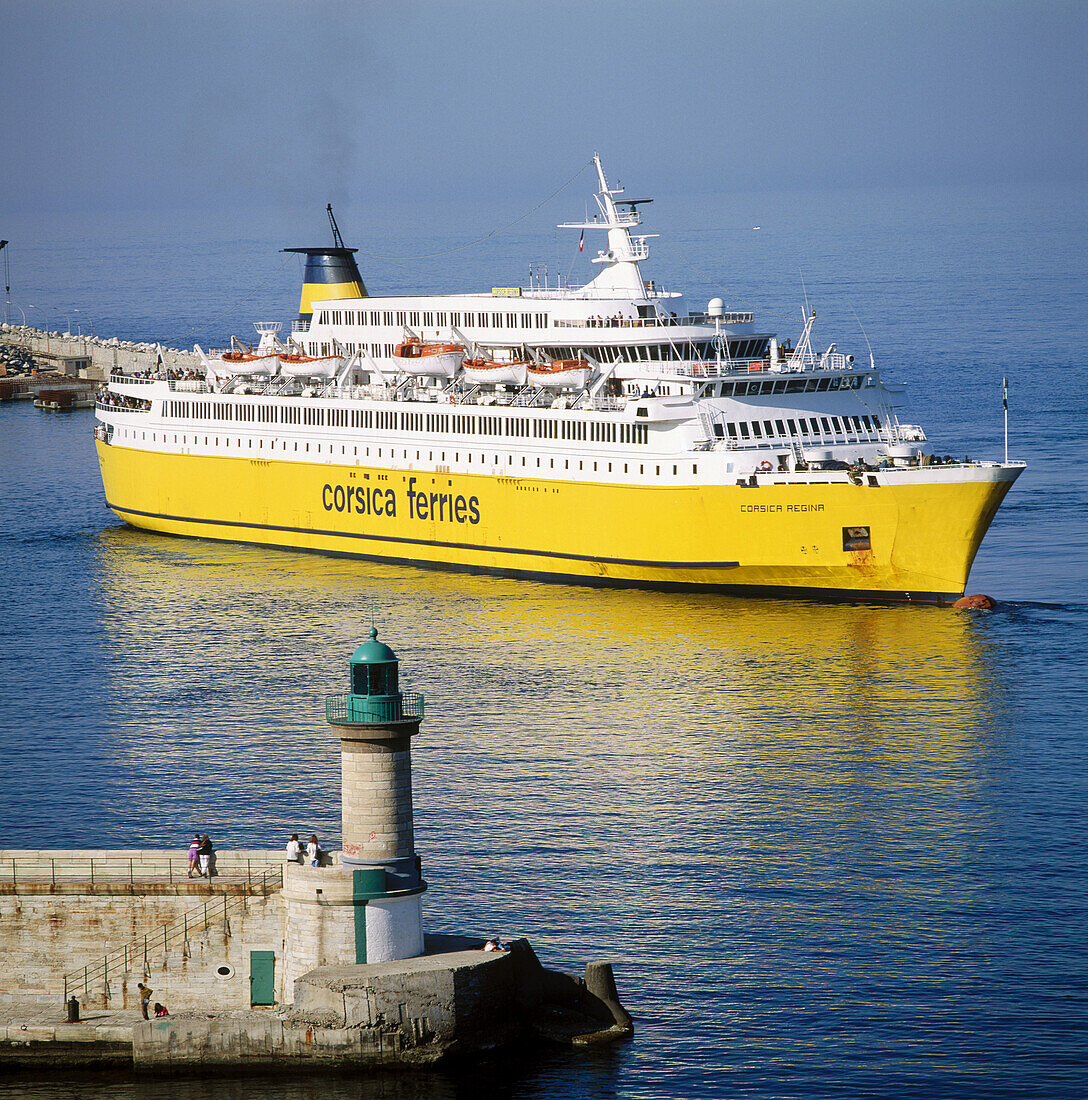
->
<box><xmin>283</xmin><ymin>247</ymin><xmax>367</xmax><ymax>320</ymax></box>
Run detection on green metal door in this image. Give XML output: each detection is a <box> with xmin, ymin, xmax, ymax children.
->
<box><xmin>352</xmin><ymin>866</ymin><xmax>387</xmax><ymax>963</ymax></box>
<box><xmin>353</xmin><ymin>868</ymin><xmax>387</xmax><ymax>964</ymax></box>
<box><xmin>249</xmin><ymin>950</ymin><xmax>275</xmax><ymax>1005</ymax></box>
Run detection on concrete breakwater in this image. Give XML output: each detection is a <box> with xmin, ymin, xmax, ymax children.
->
<box><xmin>0</xmin><ymin>849</ymin><xmax>632</xmax><ymax>1071</ymax></box>
<box><xmin>131</xmin><ymin>943</ymin><xmax>630</xmax><ymax>1071</ymax></box>
<box><xmin>0</xmin><ymin>324</ymin><xmax>198</xmax><ymax>381</ymax></box>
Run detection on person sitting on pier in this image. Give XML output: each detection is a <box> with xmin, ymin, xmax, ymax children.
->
<box><xmin>153</xmin><ymin>1003</ymin><xmax>169</xmax><ymax>1017</ymax></box>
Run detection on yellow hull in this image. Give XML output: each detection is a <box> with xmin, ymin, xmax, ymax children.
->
<box><xmin>96</xmin><ymin>441</ymin><xmax>1019</xmax><ymax>603</ymax></box>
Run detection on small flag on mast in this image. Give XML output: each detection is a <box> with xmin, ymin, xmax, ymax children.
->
<box><xmin>578</xmin><ymin>230</ymin><xmax>584</xmax><ymax>253</ymax></box>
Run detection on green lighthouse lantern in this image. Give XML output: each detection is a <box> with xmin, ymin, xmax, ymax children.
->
<box><xmin>343</xmin><ymin>627</ymin><xmax>402</xmax><ymax>723</ymax></box>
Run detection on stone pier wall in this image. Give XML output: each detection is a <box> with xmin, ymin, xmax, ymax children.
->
<box><xmin>0</xmin><ymin>850</ymin><xmax>287</xmax><ymax>1012</ymax></box>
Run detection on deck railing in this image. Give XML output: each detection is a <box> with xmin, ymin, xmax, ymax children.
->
<box><xmin>325</xmin><ymin>692</ymin><xmax>425</xmax><ymax>725</ymax></box>
<box><xmin>108</xmin><ymin>371</ymin><xmax>157</xmax><ymax>384</ymax></box>
<box><xmin>108</xmin><ymin>372</ymin><xmax>209</xmax><ymax>392</ymax></box>
<box><xmin>2</xmin><ymin>852</ymin><xmax>282</xmax><ymax>886</ymax></box>
<box><xmin>553</xmin><ymin>312</ymin><xmax>754</xmax><ymax>329</ymax></box>
<box><xmin>95</xmin><ymin>397</ymin><xmax>151</xmax><ymax>413</ymax></box>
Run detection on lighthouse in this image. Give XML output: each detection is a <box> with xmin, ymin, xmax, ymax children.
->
<box><xmin>282</xmin><ymin>629</ymin><xmax>427</xmax><ymax>990</ymax></box>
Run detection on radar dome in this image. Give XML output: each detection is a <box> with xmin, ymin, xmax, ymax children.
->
<box><xmin>707</xmin><ymin>298</ymin><xmax>724</xmax><ymax>317</ymax></box>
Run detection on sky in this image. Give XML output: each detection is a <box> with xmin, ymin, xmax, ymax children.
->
<box><xmin>3</xmin><ymin>0</ymin><xmax>1087</xmax><ymax>223</ymax></box>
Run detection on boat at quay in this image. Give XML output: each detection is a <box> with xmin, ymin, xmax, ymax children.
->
<box><xmin>93</xmin><ymin>155</ymin><xmax>1024</xmax><ymax>603</ymax></box>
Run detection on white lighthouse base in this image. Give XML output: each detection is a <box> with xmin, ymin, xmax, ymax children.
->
<box><xmin>282</xmin><ymin>860</ymin><xmax>426</xmax><ymax>998</ymax></box>
<box><xmin>364</xmin><ymin>894</ymin><xmax>424</xmax><ymax>962</ymax></box>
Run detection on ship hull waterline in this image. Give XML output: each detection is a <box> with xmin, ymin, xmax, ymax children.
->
<box><xmin>96</xmin><ymin>441</ymin><xmax>1020</xmax><ymax>605</ymax></box>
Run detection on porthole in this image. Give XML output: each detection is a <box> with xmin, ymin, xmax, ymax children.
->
<box><xmin>215</xmin><ymin>965</ymin><xmax>235</xmax><ymax>980</ymax></box>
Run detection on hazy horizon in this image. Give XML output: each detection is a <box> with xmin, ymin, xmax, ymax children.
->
<box><xmin>3</xmin><ymin>0</ymin><xmax>1085</xmax><ymax>223</ymax></box>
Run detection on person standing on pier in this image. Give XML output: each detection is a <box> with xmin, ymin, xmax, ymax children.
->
<box><xmin>187</xmin><ymin>834</ymin><xmax>200</xmax><ymax>877</ymax></box>
<box><xmin>137</xmin><ymin>982</ymin><xmax>153</xmax><ymax>1020</ymax></box>
<box><xmin>198</xmin><ymin>834</ymin><xmax>213</xmax><ymax>877</ymax></box>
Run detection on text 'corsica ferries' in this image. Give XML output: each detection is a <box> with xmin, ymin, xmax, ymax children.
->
<box><xmin>94</xmin><ymin>156</ymin><xmax>1025</xmax><ymax>603</ymax></box>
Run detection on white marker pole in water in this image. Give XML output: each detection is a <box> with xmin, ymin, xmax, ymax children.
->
<box><xmin>1003</xmin><ymin>376</ymin><xmax>1009</xmax><ymax>464</ymax></box>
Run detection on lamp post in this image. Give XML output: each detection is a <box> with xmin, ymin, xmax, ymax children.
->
<box><xmin>0</xmin><ymin>238</ymin><xmax>8</xmax><ymax>323</ymax></box>
<box><xmin>72</xmin><ymin>309</ymin><xmax>93</xmax><ymax>361</ymax></box>
<box><xmin>26</xmin><ymin>305</ymin><xmax>49</xmax><ymax>353</ymax></box>
<box><xmin>13</xmin><ymin>304</ymin><xmax>26</xmax><ymax>326</ymax></box>
<box><xmin>0</xmin><ymin>240</ymin><xmax>8</xmax><ymax>326</ymax></box>
<box><xmin>73</xmin><ymin>309</ymin><xmax>93</xmax><ymax>337</ymax></box>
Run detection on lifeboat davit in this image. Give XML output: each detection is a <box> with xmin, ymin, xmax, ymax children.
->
<box><xmin>462</xmin><ymin>357</ymin><xmax>528</xmax><ymax>386</ymax></box>
<box><xmin>393</xmin><ymin>337</ymin><xmax>464</xmax><ymax>379</ymax></box>
<box><xmin>526</xmin><ymin>359</ymin><xmax>591</xmax><ymax>388</ymax></box>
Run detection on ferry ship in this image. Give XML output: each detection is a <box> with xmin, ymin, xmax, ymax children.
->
<box><xmin>94</xmin><ymin>155</ymin><xmax>1024</xmax><ymax>603</ymax></box>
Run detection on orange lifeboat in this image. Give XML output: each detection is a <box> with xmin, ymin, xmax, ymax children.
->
<box><xmin>526</xmin><ymin>358</ymin><xmax>591</xmax><ymax>388</ymax></box>
<box><xmin>214</xmin><ymin>350</ymin><xmax>279</xmax><ymax>376</ymax></box>
<box><xmin>278</xmin><ymin>351</ymin><xmax>344</xmax><ymax>379</ymax></box>
<box><xmin>393</xmin><ymin>337</ymin><xmax>464</xmax><ymax>378</ymax></box>
<box><xmin>462</xmin><ymin>357</ymin><xmax>529</xmax><ymax>386</ymax></box>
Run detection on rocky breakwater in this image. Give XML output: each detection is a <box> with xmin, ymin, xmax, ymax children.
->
<box><xmin>0</xmin><ymin>324</ymin><xmax>198</xmax><ymax>382</ymax></box>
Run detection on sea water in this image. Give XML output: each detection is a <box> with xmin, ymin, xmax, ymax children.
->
<box><xmin>0</xmin><ymin>182</ymin><xmax>1086</xmax><ymax>1098</ymax></box>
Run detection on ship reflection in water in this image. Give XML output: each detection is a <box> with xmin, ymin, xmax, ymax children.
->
<box><xmin>90</xmin><ymin>522</ymin><xmax>1001</xmax><ymax>853</ymax></box>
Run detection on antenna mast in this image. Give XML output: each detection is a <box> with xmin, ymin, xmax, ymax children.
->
<box><xmin>327</xmin><ymin>204</ymin><xmax>345</xmax><ymax>249</ymax></box>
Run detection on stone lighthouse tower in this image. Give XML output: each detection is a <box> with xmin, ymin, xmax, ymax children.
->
<box><xmin>282</xmin><ymin>629</ymin><xmax>427</xmax><ymax>993</ymax></box>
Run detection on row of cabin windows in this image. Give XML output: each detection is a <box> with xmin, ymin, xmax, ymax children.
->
<box><xmin>308</xmin><ymin>334</ymin><xmax>771</xmax><ymax>367</ymax></box>
<box><xmin>713</xmin><ymin>413</ymin><xmax>885</xmax><ymax>443</ymax></box>
<box><xmin>319</xmin><ymin>309</ymin><xmax>550</xmax><ymax>330</ymax></box>
<box><xmin>309</xmin><ymin>342</ymin><xmax>397</xmax><ymax>358</ymax></box>
<box><xmin>120</xmin><ymin>429</ymin><xmax>676</xmax><ymax>473</ymax></box>
<box><xmin>313</xmin><ymin>310</ymin><xmax>773</xmax><ymax>367</ymax></box>
<box><xmin>701</xmin><ymin>375</ymin><xmax>864</xmax><ymax>397</ymax></box>
<box><xmin>541</xmin><ymin>340</ymin><xmax>768</xmax><ymax>363</ymax></box>
<box><xmin>164</xmin><ymin>400</ymin><xmax>648</xmax><ymax>445</ymax></box>
<box><xmin>321</xmin><ymin>341</ymin><xmax>764</xmax><ymax>369</ymax></box>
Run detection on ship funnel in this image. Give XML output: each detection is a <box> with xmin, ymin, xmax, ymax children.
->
<box><xmin>283</xmin><ymin>207</ymin><xmax>367</xmax><ymax>321</ymax></box>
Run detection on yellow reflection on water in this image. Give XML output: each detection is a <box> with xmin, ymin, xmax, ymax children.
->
<box><xmin>93</xmin><ymin>525</ymin><xmax>999</xmax><ymax>774</ymax></box>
